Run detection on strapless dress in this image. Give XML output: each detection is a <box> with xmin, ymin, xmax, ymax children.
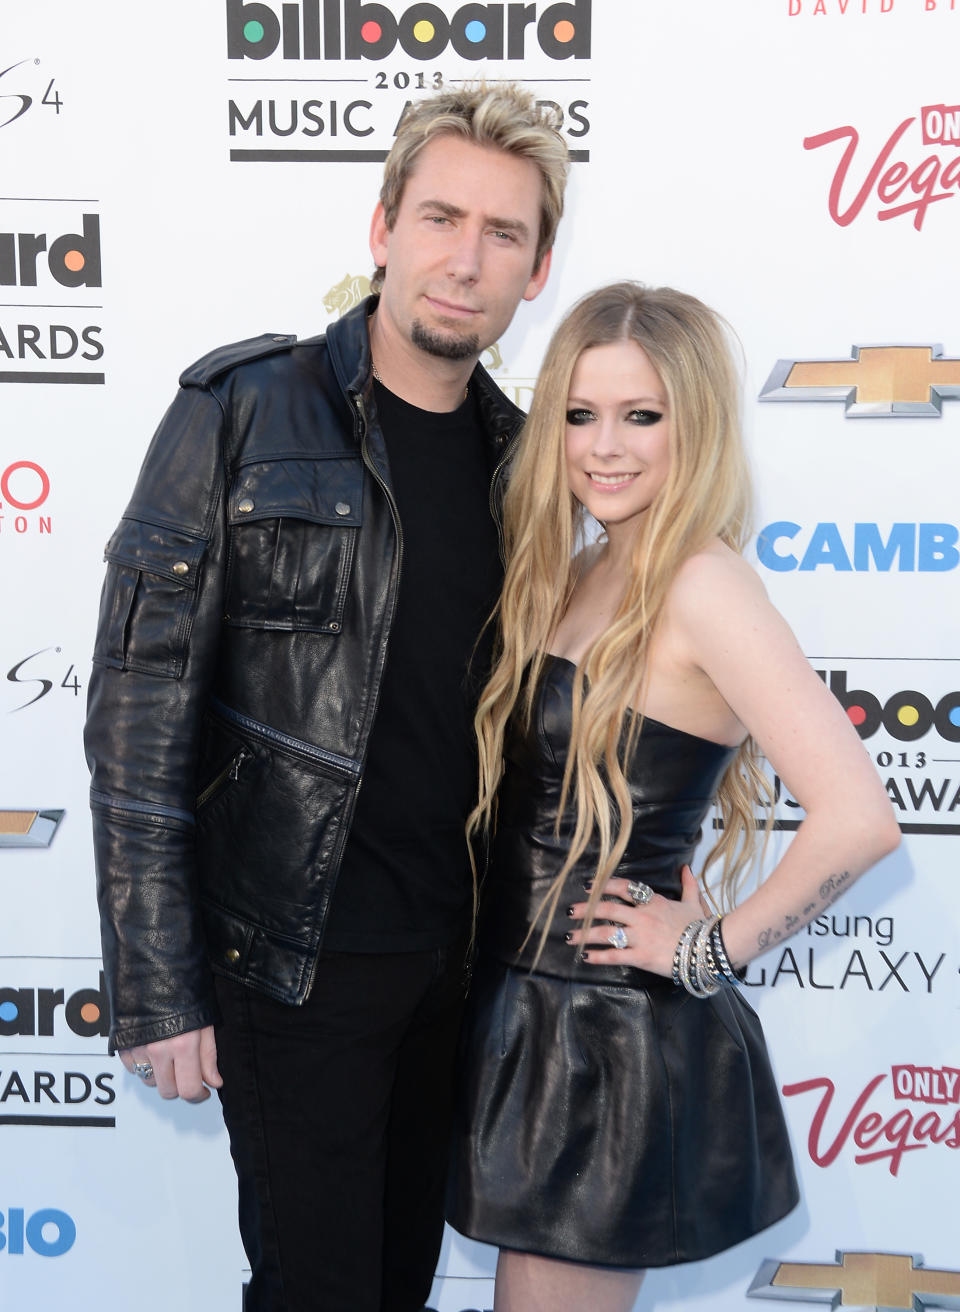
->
<box><xmin>447</xmin><ymin>655</ymin><xmax>798</xmax><ymax>1267</ymax></box>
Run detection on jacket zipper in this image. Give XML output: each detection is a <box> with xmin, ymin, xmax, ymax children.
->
<box><xmin>211</xmin><ymin>698</ymin><xmax>360</xmax><ymax>778</ymax></box>
<box><xmin>353</xmin><ymin>388</ymin><xmax>404</xmax><ymax>790</ymax></box>
<box><xmin>196</xmin><ymin>748</ymin><xmax>251</xmax><ymax>809</ymax></box>
<box><xmin>488</xmin><ymin>428</ymin><xmax>521</xmax><ymax>563</ymax></box>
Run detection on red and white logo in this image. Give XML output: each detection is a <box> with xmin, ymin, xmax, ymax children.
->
<box><xmin>805</xmin><ymin>103</ymin><xmax>960</xmax><ymax>230</ymax></box>
<box><xmin>0</xmin><ymin>460</ymin><xmax>52</xmax><ymax>536</ymax></box>
<box><xmin>783</xmin><ymin>1063</ymin><xmax>960</xmax><ymax>1176</ymax></box>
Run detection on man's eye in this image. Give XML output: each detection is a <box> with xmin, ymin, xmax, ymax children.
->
<box><xmin>629</xmin><ymin>409</ymin><xmax>663</xmax><ymax>426</ymax></box>
<box><xmin>566</xmin><ymin>409</ymin><xmax>595</xmax><ymax>425</ymax></box>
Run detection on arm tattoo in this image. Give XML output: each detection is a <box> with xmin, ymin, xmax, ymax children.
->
<box><xmin>757</xmin><ymin>872</ymin><xmax>852</xmax><ymax>954</ymax></box>
<box><xmin>819</xmin><ymin>870</ymin><xmax>852</xmax><ymax>905</ymax></box>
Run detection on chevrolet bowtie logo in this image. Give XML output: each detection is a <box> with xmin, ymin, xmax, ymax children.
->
<box><xmin>759</xmin><ymin>345</ymin><xmax>960</xmax><ymax>417</ymax></box>
<box><xmin>0</xmin><ymin>809</ymin><xmax>65</xmax><ymax>848</ymax></box>
<box><xmin>749</xmin><ymin>1251</ymin><xmax>960</xmax><ymax>1310</ymax></box>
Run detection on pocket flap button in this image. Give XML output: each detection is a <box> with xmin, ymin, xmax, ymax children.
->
<box><xmin>224</xmin><ymin>948</ymin><xmax>241</xmax><ymax>964</ymax></box>
<box><xmin>238</xmin><ymin>498</ymin><xmax>255</xmax><ymax>514</ymax></box>
<box><xmin>335</xmin><ymin>502</ymin><xmax>351</xmax><ymax>516</ymax></box>
<box><xmin>172</xmin><ymin>561</ymin><xmax>189</xmax><ymax>576</ymax></box>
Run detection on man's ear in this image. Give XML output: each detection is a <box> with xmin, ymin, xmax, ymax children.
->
<box><xmin>369</xmin><ymin>201</ymin><xmax>390</xmax><ymax>268</ymax></box>
<box><xmin>523</xmin><ymin>247</ymin><xmax>552</xmax><ymax>303</ymax></box>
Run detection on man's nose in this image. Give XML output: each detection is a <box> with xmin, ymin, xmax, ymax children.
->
<box><xmin>446</xmin><ymin>226</ymin><xmax>482</xmax><ymax>283</ymax></box>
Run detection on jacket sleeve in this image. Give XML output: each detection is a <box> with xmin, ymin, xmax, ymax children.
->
<box><xmin>84</xmin><ymin>382</ymin><xmax>228</xmax><ymax>1051</ymax></box>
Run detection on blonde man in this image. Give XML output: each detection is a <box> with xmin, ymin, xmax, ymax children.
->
<box><xmin>86</xmin><ymin>84</ymin><xmax>567</xmax><ymax>1311</ymax></box>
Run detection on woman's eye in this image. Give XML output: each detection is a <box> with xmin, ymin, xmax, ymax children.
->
<box><xmin>629</xmin><ymin>409</ymin><xmax>663</xmax><ymax>426</ymax></box>
<box><xmin>566</xmin><ymin>408</ymin><xmax>594</xmax><ymax>425</ymax></box>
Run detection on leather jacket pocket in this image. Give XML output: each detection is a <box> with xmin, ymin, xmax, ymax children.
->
<box><xmin>196</xmin><ymin>701</ymin><xmax>361</xmax><ymax>983</ymax></box>
<box><xmin>224</xmin><ymin>457</ymin><xmax>363</xmax><ymax>634</ymax></box>
<box><xmin>92</xmin><ymin>517</ymin><xmax>206</xmax><ymax>678</ymax></box>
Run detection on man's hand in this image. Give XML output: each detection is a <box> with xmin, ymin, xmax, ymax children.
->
<box><xmin>119</xmin><ymin>1025</ymin><xmax>222</xmax><ymax>1102</ymax></box>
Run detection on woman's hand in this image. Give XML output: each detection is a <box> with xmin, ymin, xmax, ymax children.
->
<box><xmin>564</xmin><ymin>865</ymin><xmax>705</xmax><ymax>979</ymax></box>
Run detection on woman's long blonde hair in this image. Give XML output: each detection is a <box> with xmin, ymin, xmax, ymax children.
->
<box><xmin>469</xmin><ymin>283</ymin><xmax>770</xmax><ymax>951</ymax></box>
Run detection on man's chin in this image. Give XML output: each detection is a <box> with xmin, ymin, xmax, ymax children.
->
<box><xmin>411</xmin><ymin>318</ymin><xmax>480</xmax><ymax>362</ymax></box>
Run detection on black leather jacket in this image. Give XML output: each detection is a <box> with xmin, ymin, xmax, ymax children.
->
<box><xmin>84</xmin><ymin>297</ymin><xmax>523</xmax><ymax>1051</ymax></box>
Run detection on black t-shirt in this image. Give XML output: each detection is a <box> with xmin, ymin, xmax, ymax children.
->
<box><xmin>323</xmin><ymin>379</ymin><xmax>502</xmax><ymax>952</ymax></box>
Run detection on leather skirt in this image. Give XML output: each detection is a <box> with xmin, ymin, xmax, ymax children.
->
<box><xmin>447</xmin><ymin>955</ymin><xmax>798</xmax><ymax>1267</ymax></box>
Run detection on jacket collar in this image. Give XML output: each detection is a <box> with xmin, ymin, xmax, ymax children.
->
<box><xmin>326</xmin><ymin>294</ymin><xmax>525</xmax><ymax>444</ymax></box>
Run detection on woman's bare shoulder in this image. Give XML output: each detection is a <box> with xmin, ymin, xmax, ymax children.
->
<box><xmin>669</xmin><ymin>538</ymin><xmax>767</xmax><ymax>614</ymax></box>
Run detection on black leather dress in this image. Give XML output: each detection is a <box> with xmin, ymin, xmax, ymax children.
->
<box><xmin>448</xmin><ymin>655</ymin><xmax>799</xmax><ymax>1268</ymax></box>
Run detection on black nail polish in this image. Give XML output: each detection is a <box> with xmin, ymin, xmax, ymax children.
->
<box><xmin>582</xmin><ymin>879</ymin><xmax>594</xmax><ymax>891</ymax></box>
<box><xmin>565</xmin><ymin>931</ymin><xmax>574</xmax><ymax>943</ymax></box>
<box><xmin>566</xmin><ymin>904</ymin><xmax>576</xmax><ymax>916</ymax></box>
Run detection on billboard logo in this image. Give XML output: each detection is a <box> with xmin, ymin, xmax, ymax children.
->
<box><xmin>227</xmin><ymin>0</ymin><xmax>591</xmax><ymax>61</ymax></box>
<box><xmin>0</xmin><ymin>204</ymin><xmax>104</xmax><ymax>385</ymax></box>
<box><xmin>0</xmin><ymin>213</ymin><xmax>100</xmax><ymax>289</ymax></box>
<box><xmin>750</xmin><ymin>1251</ymin><xmax>960</xmax><ymax>1309</ymax></box>
<box><xmin>817</xmin><ymin>669</ymin><xmax>960</xmax><ymax>743</ymax></box>
<box><xmin>757</xmin><ymin>659</ymin><xmax>960</xmax><ymax>836</ymax></box>
<box><xmin>760</xmin><ymin>344</ymin><xmax>960</xmax><ymax>417</ymax></box>
<box><xmin>0</xmin><ymin>972</ymin><xmax>110</xmax><ymax>1039</ymax></box>
<box><xmin>0</xmin><ymin>960</ymin><xmax>116</xmax><ymax>1129</ymax></box>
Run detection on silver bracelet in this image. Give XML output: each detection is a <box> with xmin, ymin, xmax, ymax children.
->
<box><xmin>693</xmin><ymin>917</ymin><xmax>722</xmax><ymax>997</ymax></box>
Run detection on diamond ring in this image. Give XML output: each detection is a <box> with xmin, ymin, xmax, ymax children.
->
<box><xmin>132</xmin><ymin>1060</ymin><xmax>154</xmax><ymax>1081</ymax></box>
<box><xmin>608</xmin><ymin>926</ymin><xmax>629</xmax><ymax>950</ymax></box>
<box><xmin>626</xmin><ymin>880</ymin><xmax>653</xmax><ymax>906</ymax></box>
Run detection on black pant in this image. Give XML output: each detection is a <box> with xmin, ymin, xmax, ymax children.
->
<box><xmin>215</xmin><ymin>942</ymin><xmax>467</xmax><ymax>1312</ymax></box>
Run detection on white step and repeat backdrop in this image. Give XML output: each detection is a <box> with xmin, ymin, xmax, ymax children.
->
<box><xmin>1</xmin><ymin>2</ymin><xmax>957</xmax><ymax>1309</ymax></box>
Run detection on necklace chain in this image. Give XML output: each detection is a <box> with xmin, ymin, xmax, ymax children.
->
<box><xmin>371</xmin><ymin>358</ymin><xmax>468</xmax><ymax>402</ymax></box>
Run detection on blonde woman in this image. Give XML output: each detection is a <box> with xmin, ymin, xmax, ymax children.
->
<box><xmin>447</xmin><ymin>283</ymin><xmax>900</xmax><ymax>1312</ymax></box>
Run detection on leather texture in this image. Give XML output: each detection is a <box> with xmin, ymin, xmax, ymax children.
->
<box><xmin>448</xmin><ymin>655</ymin><xmax>799</xmax><ymax>1267</ymax></box>
<box><xmin>84</xmin><ymin>297</ymin><xmax>523</xmax><ymax>1051</ymax></box>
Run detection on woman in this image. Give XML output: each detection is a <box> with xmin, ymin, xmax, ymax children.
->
<box><xmin>447</xmin><ymin>283</ymin><xmax>900</xmax><ymax>1312</ymax></box>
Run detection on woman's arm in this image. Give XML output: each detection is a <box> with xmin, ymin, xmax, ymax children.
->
<box><xmin>567</xmin><ymin>546</ymin><xmax>901</xmax><ymax>976</ymax></box>
<box><xmin>671</xmin><ymin>547</ymin><xmax>901</xmax><ymax>969</ymax></box>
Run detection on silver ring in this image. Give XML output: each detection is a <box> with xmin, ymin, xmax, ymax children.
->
<box><xmin>132</xmin><ymin>1060</ymin><xmax>154</xmax><ymax>1081</ymax></box>
<box><xmin>626</xmin><ymin>880</ymin><xmax>653</xmax><ymax>906</ymax></box>
<box><xmin>608</xmin><ymin>926</ymin><xmax>629</xmax><ymax>950</ymax></box>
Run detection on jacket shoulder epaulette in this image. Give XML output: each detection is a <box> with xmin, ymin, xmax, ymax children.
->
<box><xmin>179</xmin><ymin>333</ymin><xmax>298</xmax><ymax>389</ymax></box>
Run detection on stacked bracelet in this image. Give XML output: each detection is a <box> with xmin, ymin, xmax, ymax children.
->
<box><xmin>708</xmin><ymin>917</ymin><xmax>745</xmax><ymax>984</ymax></box>
<box><xmin>673</xmin><ymin>916</ymin><xmax>743</xmax><ymax>998</ymax></box>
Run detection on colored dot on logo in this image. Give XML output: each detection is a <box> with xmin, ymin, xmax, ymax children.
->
<box><xmin>846</xmin><ymin>705</ymin><xmax>867</xmax><ymax>727</ymax></box>
<box><xmin>950</xmin><ymin>707</ymin><xmax>960</xmax><ymax>728</ymax></box>
<box><xmin>413</xmin><ymin>20</ymin><xmax>435</xmax><ymax>42</ymax></box>
<box><xmin>464</xmin><ymin>19</ymin><xmax>486</xmax><ymax>42</ymax></box>
<box><xmin>243</xmin><ymin>20</ymin><xmax>265</xmax><ymax>43</ymax></box>
<box><xmin>361</xmin><ymin>20</ymin><xmax>382</xmax><ymax>42</ymax></box>
<box><xmin>897</xmin><ymin>705</ymin><xmax>920</xmax><ymax>727</ymax></box>
<box><xmin>80</xmin><ymin>1002</ymin><xmax>101</xmax><ymax>1024</ymax></box>
<box><xmin>0</xmin><ymin>1001</ymin><xmax>18</xmax><ymax>1022</ymax></box>
<box><xmin>63</xmin><ymin>249</ymin><xmax>85</xmax><ymax>273</ymax></box>
<box><xmin>554</xmin><ymin>20</ymin><xmax>575</xmax><ymax>42</ymax></box>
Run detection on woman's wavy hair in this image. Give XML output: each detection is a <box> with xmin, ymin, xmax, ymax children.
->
<box><xmin>468</xmin><ymin>282</ymin><xmax>772</xmax><ymax>954</ymax></box>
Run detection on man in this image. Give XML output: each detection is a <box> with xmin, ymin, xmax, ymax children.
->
<box><xmin>84</xmin><ymin>84</ymin><xmax>568</xmax><ymax>1311</ymax></box>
